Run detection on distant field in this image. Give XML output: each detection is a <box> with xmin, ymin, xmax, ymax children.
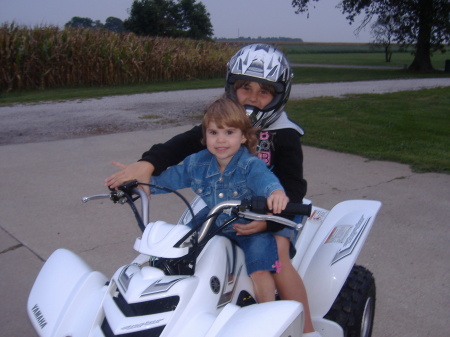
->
<box><xmin>281</xmin><ymin>43</ymin><xmax>449</xmax><ymax>69</ymax></box>
<box><xmin>218</xmin><ymin>41</ymin><xmax>449</xmax><ymax>70</ymax></box>
<box><xmin>278</xmin><ymin>42</ymin><xmax>404</xmax><ymax>52</ymax></box>
<box><xmin>288</xmin><ymin>52</ymin><xmax>449</xmax><ymax>69</ymax></box>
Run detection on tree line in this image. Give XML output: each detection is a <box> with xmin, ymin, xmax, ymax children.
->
<box><xmin>65</xmin><ymin>0</ymin><xmax>213</xmax><ymax>40</ymax></box>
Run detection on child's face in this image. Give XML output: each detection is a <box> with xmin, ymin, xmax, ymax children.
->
<box><xmin>205</xmin><ymin>120</ymin><xmax>247</xmax><ymax>170</ymax></box>
<box><xmin>235</xmin><ymin>81</ymin><xmax>274</xmax><ymax>110</ymax></box>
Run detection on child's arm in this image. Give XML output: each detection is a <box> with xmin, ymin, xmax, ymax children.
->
<box><xmin>266</xmin><ymin>189</ymin><xmax>289</xmax><ymax>214</ymax></box>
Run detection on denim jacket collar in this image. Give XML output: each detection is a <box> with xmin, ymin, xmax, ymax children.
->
<box><xmin>205</xmin><ymin>146</ymin><xmax>247</xmax><ymax>178</ymax></box>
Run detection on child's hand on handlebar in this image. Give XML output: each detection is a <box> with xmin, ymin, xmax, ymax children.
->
<box><xmin>105</xmin><ymin>161</ymin><xmax>154</xmax><ymax>197</ymax></box>
<box><xmin>267</xmin><ymin>190</ymin><xmax>289</xmax><ymax>214</ymax></box>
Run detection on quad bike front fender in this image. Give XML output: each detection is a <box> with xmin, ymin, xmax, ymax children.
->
<box><xmin>298</xmin><ymin>200</ymin><xmax>382</xmax><ymax>319</ymax></box>
<box><xmin>27</xmin><ymin>248</ymin><xmax>108</xmax><ymax>337</ymax></box>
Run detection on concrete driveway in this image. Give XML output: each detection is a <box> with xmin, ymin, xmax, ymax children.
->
<box><xmin>1</xmin><ymin>79</ymin><xmax>449</xmax><ymax>336</ymax></box>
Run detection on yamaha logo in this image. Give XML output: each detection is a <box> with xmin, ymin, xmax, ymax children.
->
<box><xmin>31</xmin><ymin>304</ymin><xmax>47</xmax><ymax>329</ymax></box>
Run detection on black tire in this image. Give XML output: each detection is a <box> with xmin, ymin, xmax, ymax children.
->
<box><xmin>324</xmin><ymin>265</ymin><xmax>376</xmax><ymax>337</ymax></box>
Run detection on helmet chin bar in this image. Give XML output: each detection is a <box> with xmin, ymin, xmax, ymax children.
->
<box><xmin>244</xmin><ymin>104</ymin><xmax>280</xmax><ymax>129</ymax></box>
<box><xmin>244</xmin><ymin>105</ymin><xmax>263</xmax><ymax>127</ymax></box>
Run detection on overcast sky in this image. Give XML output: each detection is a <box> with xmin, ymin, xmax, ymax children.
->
<box><xmin>0</xmin><ymin>0</ymin><xmax>372</xmax><ymax>43</ymax></box>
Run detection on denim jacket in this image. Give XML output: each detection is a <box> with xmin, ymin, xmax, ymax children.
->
<box><xmin>150</xmin><ymin>146</ymin><xmax>284</xmax><ymax>225</ymax></box>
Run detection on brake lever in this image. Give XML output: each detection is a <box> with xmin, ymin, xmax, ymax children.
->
<box><xmin>82</xmin><ymin>190</ymin><xmax>126</xmax><ymax>204</ymax></box>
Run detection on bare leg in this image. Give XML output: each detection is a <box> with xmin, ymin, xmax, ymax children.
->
<box><xmin>273</xmin><ymin>236</ymin><xmax>315</xmax><ymax>333</ymax></box>
<box><xmin>250</xmin><ymin>270</ymin><xmax>276</xmax><ymax>303</ymax></box>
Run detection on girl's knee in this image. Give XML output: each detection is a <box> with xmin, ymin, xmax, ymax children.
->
<box><xmin>250</xmin><ymin>270</ymin><xmax>271</xmax><ymax>280</ymax></box>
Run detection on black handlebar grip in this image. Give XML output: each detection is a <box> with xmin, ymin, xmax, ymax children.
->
<box><xmin>281</xmin><ymin>203</ymin><xmax>312</xmax><ymax>217</ymax></box>
<box><xmin>249</xmin><ymin>196</ymin><xmax>267</xmax><ymax>213</ymax></box>
<box><xmin>249</xmin><ymin>196</ymin><xmax>312</xmax><ymax>217</ymax></box>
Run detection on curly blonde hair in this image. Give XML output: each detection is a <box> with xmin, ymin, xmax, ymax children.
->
<box><xmin>201</xmin><ymin>98</ymin><xmax>258</xmax><ymax>155</ymax></box>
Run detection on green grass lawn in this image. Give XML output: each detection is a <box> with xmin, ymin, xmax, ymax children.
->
<box><xmin>287</xmin><ymin>87</ymin><xmax>450</xmax><ymax>173</ymax></box>
<box><xmin>0</xmin><ymin>78</ymin><xmax>226</xmax><ymax>106</ymax></box>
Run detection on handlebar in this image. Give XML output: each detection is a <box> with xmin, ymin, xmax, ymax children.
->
<box><xmin>197</xmin><ymin>197</ymin><xmax>312</xmax><ymax>243</ymax></box>
<box><xmin>241</xmin><ymin>196</ymin><xmax>312</xmax><ymax>217</ymax></box>
<box><xmin>82</xmin><ymin>181</ymin><xmax>312</xmax><ymax>245</ymax></box>
<box><xmin>82</xmin><ymin>182</ymin><xmax>149</xmax><ymax>230</ymax></box>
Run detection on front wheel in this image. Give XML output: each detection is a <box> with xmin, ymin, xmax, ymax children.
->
<box><xmin>324</xmin><ymin>265</ymin><xmax>376</xmax><ymax>337</ymax></box>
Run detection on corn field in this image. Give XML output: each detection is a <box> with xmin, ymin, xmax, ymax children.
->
<box><xmin>0</xmin><ymin>24</ymin><xmax>237</xmax><ymax>92</ymax></box>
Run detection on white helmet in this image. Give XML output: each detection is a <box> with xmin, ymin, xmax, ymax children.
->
<box><xmin>225</xmin><ymin>43</ymin><xmax>294</xmax><ymax>128</ymax></box>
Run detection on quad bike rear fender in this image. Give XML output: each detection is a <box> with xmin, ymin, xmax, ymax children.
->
<box><xmin>298</xmin><ymin>200</ymin><xmax>382</xmax><ymax>318</ymax></box>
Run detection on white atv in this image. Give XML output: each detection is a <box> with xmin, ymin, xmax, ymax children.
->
<box><xmin>27</xmin><ymin>180</ymin><xmax>381</xmax><ymax>337</ymax></box>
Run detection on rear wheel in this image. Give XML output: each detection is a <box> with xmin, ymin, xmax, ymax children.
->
<box><xmin>324</xmin><ymin>265</ymin><xmax>376</xmax><ymax>337</ymax></box>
